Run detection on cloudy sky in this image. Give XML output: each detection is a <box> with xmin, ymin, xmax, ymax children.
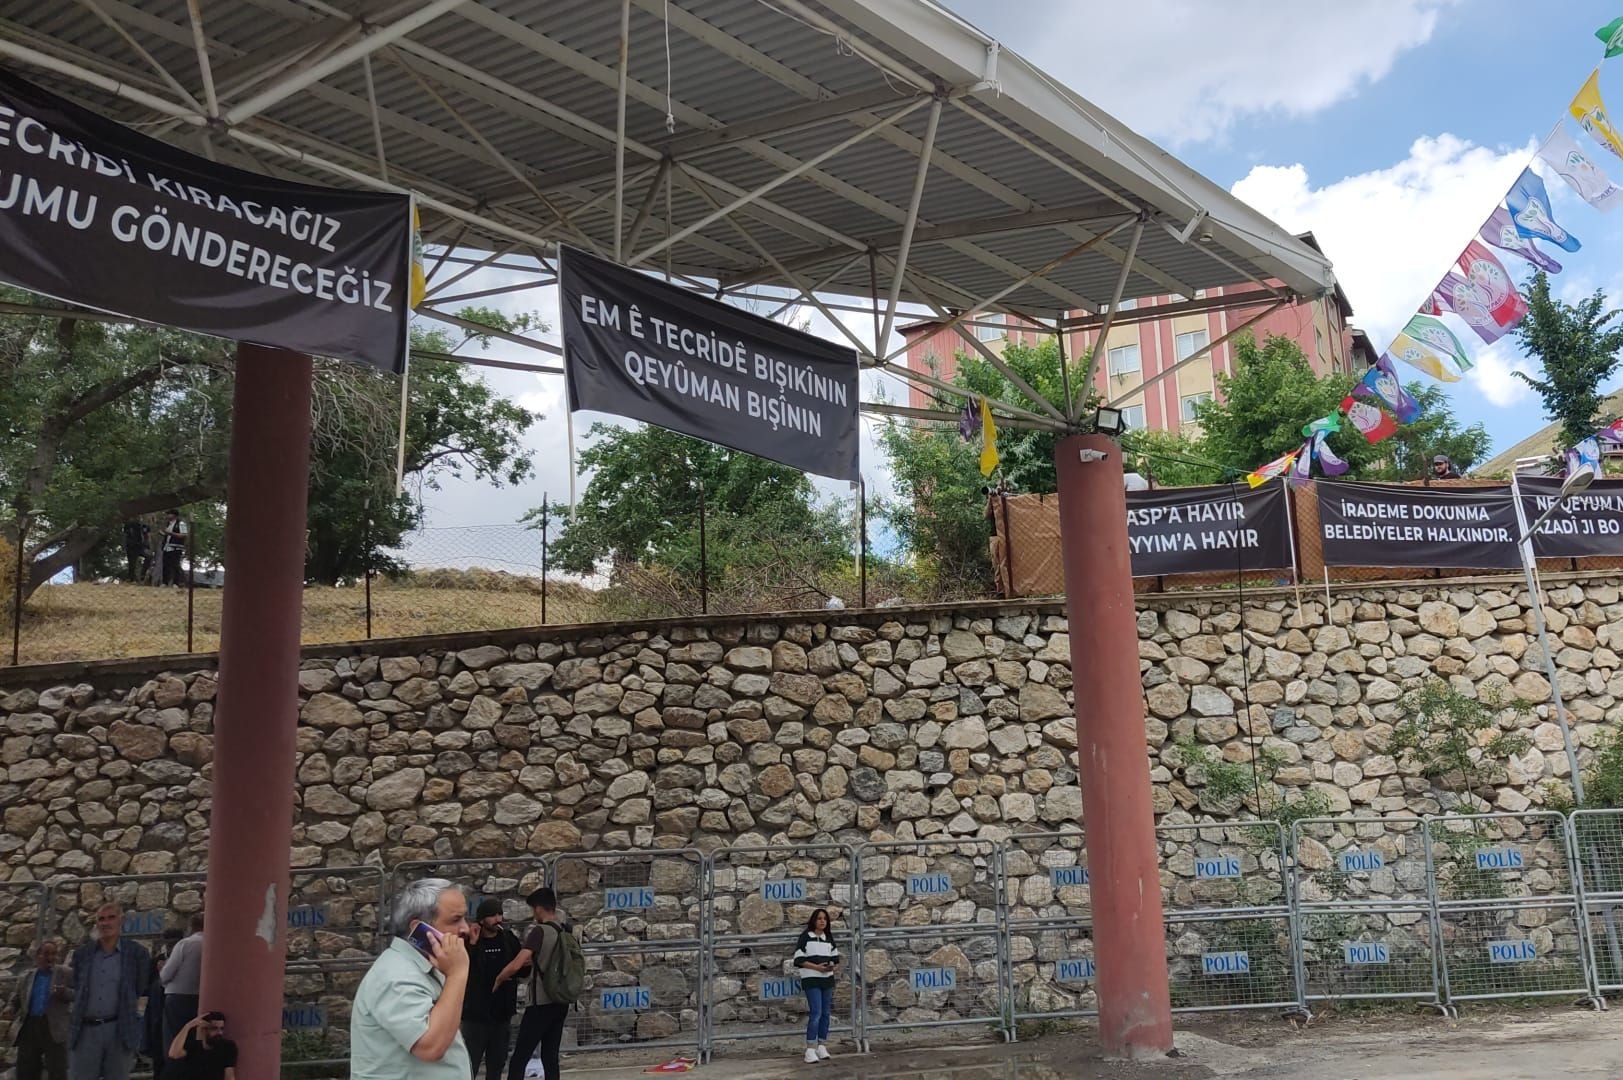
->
<box><xmin>408</xmin><ymin>0</ymin><xmax>1623</xmax><ymax>555</ymax></box>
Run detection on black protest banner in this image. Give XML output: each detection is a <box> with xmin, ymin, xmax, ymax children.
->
<box><xmin>560</xmin><ymin>246</ymin><xmax>860</xmax><ymax>482</ymax></box>
<box><xmin>1125</xmin><ymin>483</ymin><xmax>1293</xmax><ymax>578</ymax></box>
<box><xmin>0</xmin><ymin>72</ymin><xmax>410</xmax><ymax>372</ymax></box>
<box><xmin>1315</xmin><ymin>481</ymin><xmax>1519</xmax><ymax>569</ymax></box>
<box><xmin>1517</xmin><ymin>476</ymin><xmax>1623</xmax><ymax>558</ymax></box>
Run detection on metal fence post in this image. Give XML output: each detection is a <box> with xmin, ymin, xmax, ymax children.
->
<box><xmin>186</xmin><ymin>515</ymin><xmax>195</xmax><ymax>653</ymax></box>
<box><xmin>540</xmin><ymin>494</ymin><xmax>550</xmax><ymax>626</ymax></box>
<box><xmin>998</xmin><ymin>491</ymin><xmax>1015</xmax><ymax>598</ymax></box>
<box><xmin>10</xmin><ymin>512</ymin><xmax>26</xmax><ymax>666</ymax></box>
<box><xmin>363</xmin><ymin>498</ymin><xmax>373</xmax><ymax>640</ymax></box>
<box><xmin>698</xmin><ymin>477</ymin><xmax>709</xmax><ymax>615</ymax></box>
<box><xmin>858</xmin><ymin>479</ymin><xmax>868</xmax><ymax>609</ymax></box>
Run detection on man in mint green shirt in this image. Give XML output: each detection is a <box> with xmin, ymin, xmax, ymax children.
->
<box><xmin>350</xmin><ymin>878</ymin><xmax>473</xmax><ymax>1079</ymax></box>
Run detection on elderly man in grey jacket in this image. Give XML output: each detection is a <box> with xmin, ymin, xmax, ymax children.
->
<box><xmin>9</xmin><ymin>940</ymin><xmax>72</xmax><ymax>1080</ymax></box>
<box><xmin>69</xmin><ymin>903</ymin><xmax>150</xmax><ymax>1080</ymax></box>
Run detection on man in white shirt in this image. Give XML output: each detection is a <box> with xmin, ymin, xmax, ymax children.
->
<box><xmin>350</xmin><ymin>878</ymin><xmax>471</xmax><ymax>1079</ymax></box>
<box><xmin>158</xmin><ymin>914</ymin><xmax>204</xmax><ymax>1054</ymax></box>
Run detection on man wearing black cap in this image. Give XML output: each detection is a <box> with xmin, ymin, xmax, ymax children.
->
<box><xmin>462</xmin><ymin>898</ymin><xmax>521</xmax><ymax>1080</ymax></box>
<box><xmin>1432</xmin><ymin>454</ymin><xmax>1462</xmax><ymax>480</ymax></box>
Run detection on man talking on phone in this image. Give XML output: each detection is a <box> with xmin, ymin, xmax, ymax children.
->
<box><xmin>350</xmin><ymin>878</ymin><xmax>472</xmax><ymax>1079</ymax></box>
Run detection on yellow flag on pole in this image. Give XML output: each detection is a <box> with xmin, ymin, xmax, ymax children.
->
<box><xmin>409</xmin><ymin>203</ymin><xmax>427</xmax><ymax>309</ymax></box>
<box><xmin>1571</xmin><ymin>69</ymin><xmax>1623</xmax><ymax>160</ymax></box>
<box><xmin>978</xmin><ymin>397</ymin><xmax>1000</xmax><ymax>477</ymax></box>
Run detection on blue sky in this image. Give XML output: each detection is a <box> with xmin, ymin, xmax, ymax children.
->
<box><xmin>948</xmin><ymin>0</ymin><xmax>1623</xmax><ymax>458</ymax></box>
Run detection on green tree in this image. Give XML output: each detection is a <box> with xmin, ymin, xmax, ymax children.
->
<box><xmin>1362</xmin><ymin>383</ymin><xmax>1491</xmax><ymax>481</ymax></box>
<box><xmin>1514</xmin><ymin>270</ymin><xmax>1623</xmax><ymax>450</ymax></box>
<box><xmin>543</xmin><ymin>425</ymin><xmax>848</xmax><ymax>598</ymax></box>
<box><xmin>1124</xmin><ymin>430</ymin><xmax>1227</xmax><ymax>486</ymax></box>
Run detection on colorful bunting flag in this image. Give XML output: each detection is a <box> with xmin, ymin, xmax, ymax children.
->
<box><xmin>1538</xmin><ymin>124</ymin><xmax>1623</xmax><ymax>212</ymax></box>
<box><xmin>1506</xmin><ymin>168</ymin><xmax>1581</xmax><ymax>251</ymax></box>
<box><xmin>1567</xmin><ymin>434</ymin><xmax>1603</xmax><ymax>481</ymax></box>
<box><xmin>1342</xmin><ymin>396</ymin><xmax>1398</xmax><ymax>445</ymax></box>
<box><xmin>1571</xmin><ymin>69</ymin><xmax>1623</xmax><ymax>160</ymax></box>
<box><xmin>1598</xmin><ymin>417</ymin><xmax>1623</xmax><ymax>445</ymax></box>
<box><xmin>1302</xmin><ymin>411</ymin><xmax>1342</xmax><ymax>438</ymax></box>
<box><xmin>978</xmin><ymin>397</ymin><xmax>1000</xmax><ymax>477</ymax></box>
<box><xmin>1479</xmin><ymin>206</ymin><xmax>1564</xmax><ymax>273</ymax></box>
<box><xmin>1404</xmin><ymin>315</ymin><xmax>1474</xmax><ymax>376</ymax></box>
<box><xmin>1422</xmin><ymin>275</ymin><xmax>1516</xmax><ymax>345</ymax></box>
<box><xmin>1246</xmin><ymin>447</ymin><xmax>1300</xmax><ymax>488</ymax></box>
<box><xmin>958</xmin><ymin>398</ymin><xmax>980</xmax><ymax>442</ymax></box>
<box><xmin>1313</xmin><ymin>430</ymin><xmax>1350</xmax><ymax>477</ymax></box>
<box><xmin>409</xmin><ymin>204</ymin><xmax>427</xmax><ymax>309</ymax></box>
<box><xmin>1457</xmin><ymin>241</ymin><xmax>1529</xmax><ymax>326</ymax></box>
<box><xmin>1354</xmin><ymin>353</ymin><xmax>1424</xmax><ymax>422</ymax></box>
<box><xmin>1599</xmin><ymin>17</ymin><xmax>1623</xmax><ymax>58</ymax></box>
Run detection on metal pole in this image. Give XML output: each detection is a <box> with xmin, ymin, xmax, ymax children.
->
<box><xmin>1280</xmin><ymin>477</ymin><xmax>1304</xmax><ymax>624</ymax></box>
<box><xmin>1076</xmin><ymin>217</ymin><xmax>1145</xmax><ymax>391</ymax></box>
<box><xmin>540</xmin><ymin>494</ymin><xmax>549</xmax><ymax>626</ymax></box>
<box><xmin>614</xmin><ymin>0</ymin><xmax>631</xmax><ymax>261</ymax></box>
<box><xmin>186</xmin><ymin>515</ymin><xmax>195</xmax><ymax>653</ymax></box>
<box><xmin>858</xmin><ymin>479</ymin><xmax>868</xmax><ymax>609</ymax></box>
<box><xmin>1510</xmin><ymin>471</ymin><xmax>1586</xmax><ymax>803</ymax></box>
<box><xmin>9</xmin><ymin>513</ymin><xmax>25</xmax><ymax>666</ymax></box>
<box><xmin>199</xmin><ymin>344</ymin><xmax>313</xmax><ymax>1077</ymax></box>
<box><xmin>363</xmin><ymin>498</ymin><xmax>373</xmax><ymax>640</ymax></box>
<box><xmin>1054</xmin><ymin>433</ymin><xmax>1173</xmax><ymax>1055</ymax></box>
<box><xmin>998</xmin><ymin>492</ymin><xmax>1016</xmax><ymax>599</ymax></box>
<box><xmin>697</xmin><ymin>478</ymin><xmax>708</xmax><ymax>615</ymax></box>
<box><xmin>878</xmin><ymin>96</ymin><xmax>943</xmax><ymax>352</ymax></box>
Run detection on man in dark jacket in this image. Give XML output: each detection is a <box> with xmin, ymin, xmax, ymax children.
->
<box><xmin>69</xmin><ymin>903</ymin><xmax>151</xmax><ymax>1080</ymax></box>
<box><xmin>461</xmin><ymin>899</ymin><xmax>521</xmax><ymax>1080</ymax></box>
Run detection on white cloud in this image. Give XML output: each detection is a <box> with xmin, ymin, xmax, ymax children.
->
<box><xmin>1470</xmin><ymin>339</ymin><xmax>1535</xmax><ymax>408</ymax></box>
<box><xmin>1229</xmin><ymin>134</ymin><xmax>1532</xmax><ymax>347</ymax></box>
<box><xmin>948</xmin><ymin>0</ymin><xmax>1458</xmax><ymax>144</ymax></box>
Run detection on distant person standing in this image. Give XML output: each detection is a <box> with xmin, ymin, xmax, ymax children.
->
<box><xmin>461</xmin><ymin>899</ymin><xmax>521</xmax><ymax>1080</ymax></box>
<box><xmin>120</xmin><ymin>522</ymin><xmax>150</xmax><ymax>585</ymax></box>
<box><xmin>159</xmin><ymin>512</ymin><xmax>187</xmax><ymax>587</ymax></box>
<box><xmin>68</xmin><ymin>902</ymin><xmax>151</xmax><ymax>1080</ymax></box>
<box><xmin>159</xmin><ymin>916</ymin><xmax>204</xmax><ymax>1055</ymax></box>
<box><xmin>495</xmin><ymin>888</ymin><xmax>581</xmax><ymax>1080</ymax></box>
<box><xmin>791</xmin><ymin>909</ymin><xmax>840</xmax><ymax>1064</ymax></box>
<box><xmin>1431</xmin><ymin>455</ymin><xmax>1462</xmax><ymax>480</ymax></box>
<box><xmin>9</xmin><ymin>940</ymin><xmax>71</xmax><ymax>1080</ymax></box>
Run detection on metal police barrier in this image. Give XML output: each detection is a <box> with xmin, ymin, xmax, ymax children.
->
<box><xmin>1427</xmin><ymin>812</ymin><xmax>1598</xmax><ymax>1008</ymax></box>
<box><xmin>388</xmin><ymin>855</ymin><xmax>550</xmax><ymax>926</ymax></box>
<box><xmin>550</xmin><ymin>847</ymin><xmax>707</xmax><ymax>1060</ymax></box>
<box><xmin>44</xmin><ymin>870</ymin><xmax>209</xmax><ymax>952</ymax></box>
<box><xmin>0</xmin><ymin>879</ymin><xmax>48</xmax><ymax>1005</ymax></box>
<box><xmin>1289</xmin><ymin>817</ymin><xmax>1443</xmax><ymax>1010</ymax></box>
<box><xmin>1158</xmin><ymin>820</ymin><xmax>1300</xmax><ymax>1014</ymax></box>
<box><xmin>854</xmin><ymin>837</ymin><xmax>1008</xmax><ymax>1048</ymax></box>
<box><xmin>704</xmin><ymin>842</ymin><xmax>859</xmax><ymax>1056</ymax></box>
<box><xmin>999</xmin><ymin>830</ymin><xmax>1095</xmax><ymax>1031</ymax></box>
<box><xmin>1570</xmin><ymin>808</ymin><xmax>1623</xmax><ymax>994</ymax></box>
<box><xmin>280</xmin><ymin>864</ymin><xmax>390</xmax><ymax>1067</ymax></box>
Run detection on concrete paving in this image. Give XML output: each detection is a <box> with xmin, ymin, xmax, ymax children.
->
<box><xmin>560</xmin><ymin>1008</ymin><xmax>1623</xmax><ymax>1079</ymax></box>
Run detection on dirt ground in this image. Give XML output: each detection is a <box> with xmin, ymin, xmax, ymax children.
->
<box><xmin>568</xmin><ymin>1007</ymin><xmax>1623</xmax><ymax>1079</ymax></box>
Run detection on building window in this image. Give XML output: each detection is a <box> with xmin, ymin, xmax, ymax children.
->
<box><xmin>1107</xmin><ymin>343</ymin><xmax>1140</xmax><ymax>377</ymax></box>
<box><xmin>1121</xmin><ymin>404</ymin><xmax>1146</xmax><ymax>430</ymax></box>
<box><xmin>1180</xmin><ymin>392</ymin><xmax>1211</xmax><ymax>423</ymax></box>
<box><xmin>975</xmin><ymin>314</ymin><xmax>1003</xmax><ymax>341</ymax></box>
<box><xmin>1114</xmin><ymin>297</ymin><xmax>1137</xmax><ymax>312</ymax></box>
<box><xmin>1175</xmin><ymin>329</ymin><xmax>1209</xmax><ymax>361</ymax></box>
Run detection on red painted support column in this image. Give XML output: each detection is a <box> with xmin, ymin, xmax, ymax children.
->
<box><xmin>1055</xmin><ymin>433</ymin><xmax>1173</xmax><ymax>1058</ymax></box>
<box><xmin>200</xmin><ymin>344</ymin><xmax>313</xmax><ymax>1077</ymax></box>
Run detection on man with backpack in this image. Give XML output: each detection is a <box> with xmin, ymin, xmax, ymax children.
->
<box><xmin>493</xmin><ymin>888</ymin><xmax>581</xmax><ymax>1080</ymax></box>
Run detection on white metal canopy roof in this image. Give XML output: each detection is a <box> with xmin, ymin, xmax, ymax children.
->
<box><xmin>0</xmin><ymin>0</ymin><xmax>1336</xmax><ymax>323</ymax></box>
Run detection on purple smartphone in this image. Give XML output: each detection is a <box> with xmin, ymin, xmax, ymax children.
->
<box><xmin>408</xmin><ymin>922</ymin><xmax>443</xmax><ymax>956</ymax></box>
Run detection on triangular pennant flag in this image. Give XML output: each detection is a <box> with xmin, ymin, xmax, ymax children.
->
<box><xmin>1479</xmin><ymin>206</ymin><xmax>1563</xmax><ymax>273</ymax></box>
<box><xmin>1538</xmin><ymin>123</ymin><xmax>1623</xmax><ymax>212</ymax></box>
<box><xmin>1422</xmin><ymin>275</ymin><xmax>1516</xmax><ymax>345</ymax></box>
<box><xmin>1246</xmin><ymin>447</ymin><xmax>1300</xmax><ymax>488</ymax></box>
<box><xmin>1456</xmin><ymin>241</ymin><xmax>1530</xmax><ymax>326</ymax></box>
<box><xmin>1313</xmin><ymin>430</ymin><xmax>1350</xmax><ymax>477</ymax></box>
<box><xmin>1342</xmin><ymin>395</ymin><xmax>1397</xmax><ymax>445</ymax></box>
<box><xmin>1403</xmin><ymin>315</ymin><xmax>1473</xmax><ymax>376</ymax></box>
<box><xmin>1507</xmin><ymin>168</ymin><xmax>1581</xmax><ymax>252</ymax></box>
<box><xmin>1302</xmin><ymin>411</ymin><xmax>1342</xmax><ymax>438</ymax></box>
<box><xmin>1290</xmin><ymin>440</ymin><xmax>1313</xmax><ymax>481</ymax></box>
<box><xmin>1598</xmin><ymin>417</ymin><xmax>1623</xmax><ymax>445</ymax></box>
<box><xmin>958</xmin><ymin>398</ymin><xmax>980</xmax><ymax>442</ymax></box>
<box><xmin>978</xmin><ymin>397</ymin><xmax>1000</xmax><ymax>477</ymax></box>
<box><xmin>1354</xmin><ymin>352</ymin><xmax>1425</xmax><ymax>421</ymax></box>
<box><xmin>410</xmin><ymin>204</ymin><xmax>427</xmax><ymax>309</ymax></box>
<box><xmin>1571</xmin><ymin>69</ymin><xmax>1623</xmax><ymax>160</ymax></box>
<box><xmin>1599</xmin><ymin>16</ymin><xmax>1623</xmax><ymax>58</ymax></box>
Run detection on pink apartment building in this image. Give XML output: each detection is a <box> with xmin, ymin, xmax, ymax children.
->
<box><xmin>900</xmin><ymin>232</ymin><xmax>1371</xmax><ymax>435</ymax></box>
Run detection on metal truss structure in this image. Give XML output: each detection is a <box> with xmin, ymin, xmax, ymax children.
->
<box><xmin>0</xmin><ymin>0</ymin><xmax>1340</xmax><ymax>431</ymax></box>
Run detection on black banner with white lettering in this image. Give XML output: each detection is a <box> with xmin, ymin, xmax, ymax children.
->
<box><xmin>0</xmin><ymin>72</ymin><xmax>410</xmax><ymax>372</ymax></box>
<box><xmin>561</xmin><ymin>246</ymin><xmax>860</xmax><ymax>482</ymax></box>
<box><xmin>1315</xmin><ymin>481</ymin><xmax>1519</xmax><ymax>569</ymax></box>
<box><xmin>1126</xmin><ymin>482</ymin><xmax>1293</xmax><ymax>577</ymax></box>
<box><xmin>1517</xmin><ymin>476</ymin><xmax>1623</xmax><ymax>558</ymax></box>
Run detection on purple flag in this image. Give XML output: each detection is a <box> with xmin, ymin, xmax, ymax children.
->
<box><xmin>1479</xmin><ymin>206</ymin><xmax>1562</xmax><ymax>274</ymax></box>
<box><xmin>1353</xmin><ymin>354</ymin><xmax>1423</xmax><ymax>424</ymax></box>
<box><xmin>1313</xmin><ymin>430</ymin><xmax>1350</xmax><ymax>477</ymax></box>
<box><xmin>958</xmin><ymin>397</ymin><xmax>980</xmax><ymax>441</ymax></box>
